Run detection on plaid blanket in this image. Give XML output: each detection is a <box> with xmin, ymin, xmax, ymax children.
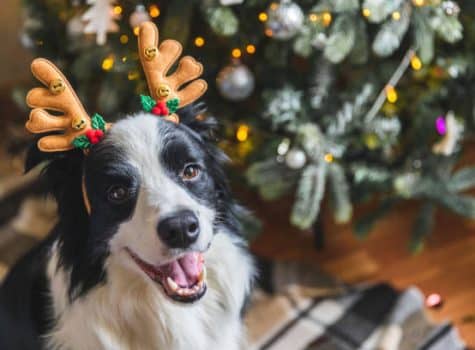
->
<box><xmin>245</xmin><ymin>281</ymin><xmax>466</xmax><ymax>350</ymax></box>
<box><xmin>0</xmin><ymin>160</ymin><xmax>467</xmax><ymax>350</ymax></box>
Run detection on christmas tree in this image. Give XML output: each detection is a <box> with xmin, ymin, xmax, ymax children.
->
<box><xmin>18</xmin><ymin>0</ymin><xmax>475</xmax><ymax>251</ymax></box>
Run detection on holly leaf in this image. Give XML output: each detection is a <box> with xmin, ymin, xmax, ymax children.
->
<box><xmin>72</xmin><ymin>135</ymin><xmax>91</xmax><ymax>150</ymax></box>
<box><xmin>91</xmin><ymin>113</ymin><xmax>106</xmax><ymax>131</ymax></box>
<box><xmin>140</xmin><ymin>95</ymin><xmax>156</xmax><ymax>112</ymax></box>
<box><xmin>166</xmin><ymin>98</ymin><xmax>180</xmax><ymax>114</ymax></box>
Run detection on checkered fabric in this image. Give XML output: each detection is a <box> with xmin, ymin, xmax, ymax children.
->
<box><xmin>245</xmin><ymin>283</ymin><xmax>466</xmax><ymax>350</ymax></box>
<box><xmin>0</xmin><ymin>159</ymin><xmax>467</xmax><ymax>350</ymax></box>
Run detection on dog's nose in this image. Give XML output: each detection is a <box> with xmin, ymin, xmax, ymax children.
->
<box><xmin>157</xmin><ymin>210</ymin><xmax>200</xmax><ymax>248</ymax></box>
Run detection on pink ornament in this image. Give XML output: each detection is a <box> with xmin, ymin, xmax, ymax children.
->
<box><xmin>426</xmin><ymin>293</ymin><xmax>443</xmax><ymax>308</ymax></box>
<box><xmin>435</xmin><ymin>116</ymin><xmax>447</xmax><ymax>135</ymax></box>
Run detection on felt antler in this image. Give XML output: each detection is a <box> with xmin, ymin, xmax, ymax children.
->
<box><xmin>26</xmin><ymin>58</ymin><xmax>107</xmax><ymax>152</ymax></box>
<box><xmin>137</xmin><ymin>22</ymin><xmax>208</xmax><ymax>123</ymax></box>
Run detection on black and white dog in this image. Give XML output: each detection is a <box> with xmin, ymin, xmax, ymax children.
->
<box><xmin>0</xmin><ymin>104</ymin><xmax>254</xmax><ymax>349</ymax></box>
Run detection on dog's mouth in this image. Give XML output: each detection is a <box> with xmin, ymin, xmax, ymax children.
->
<box><xmin>126</xmin><ymin>248</ymin><xmax>207</xmax><ymax>303</ymax></box>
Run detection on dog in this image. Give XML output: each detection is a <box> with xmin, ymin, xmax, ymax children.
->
<box><xmin>0</xmin><ymin>22</ymin><xmax>254</xmax><ymax>350</ymax></box>
<box><xmin>0</xmin><ymin>105</ymin><xmax>255</xmax><ymax>350</ymax></box>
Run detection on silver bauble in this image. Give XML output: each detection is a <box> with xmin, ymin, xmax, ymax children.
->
<box><xmin>67</xmin><ymin>15</ymin><xmax>85</xmax><ymax>37</ymax></box>
<box><xmin>441</xmin><ymin>1</ymin><xmax>460</xmax><ymax>17</ymax></box>
<box><xmin>285</xmin><ymin>148</ymin><xmax>307</xmax><ymax>169</ymax></box>
<box><xmin>216</xmin><ymin>63</ymin><xmax>255</xmax><ymax>101</ymax></box>
<box><xmin>129</xmin><ymin>5</ymin><xmax>151</xmax><ymax>29</ymax></box>
<box><xmin>220</xmin><ymin>0</ymin><xmax>244</xmax><ymax>4</ymax></box>
<box><xmin>266</xmin><ymin>0</ymin><xmax>304</xmax><ymax>40</ymax></box>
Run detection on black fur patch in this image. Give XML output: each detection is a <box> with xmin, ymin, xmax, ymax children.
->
<box><xmin>0</xmin><ymin>104</ymin><xmax>249</xmax><ymax>348</ymax></box>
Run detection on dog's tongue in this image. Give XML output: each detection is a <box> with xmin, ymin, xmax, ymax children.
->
<box><xmin>165</xmin><ymin>252</ymin><xmax>203</xmax><ymax>287</ymax></box>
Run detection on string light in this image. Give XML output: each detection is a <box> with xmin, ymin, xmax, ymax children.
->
<box><xmin>120</xmin><ymin>34</ymin><xmax>129</xmax><ymax>44</ymax></box>
<box><xmin>133</xmin><ymin>26</ymin><xmax>140</xmax><ymax>36</ymax></box>
<box><xmin>102</xmin><ymin>55</ymin><xmax>115</xmax><ymax>71</ymax></box>
<box><xmin>128</xmin><ymin>71</ymin><xmax>140</xmax><ymax>80</ymax></box>
<box><xmin>113</xmin><ymin>5</ymin><xmax>123</xmax><ymax>15</ymax></box>
<box><xmin>322</xmin><ymin>12</ymin><xmax>332</xmax><ymax>26</ymax></box>
<box><xmin>270</xmin><ymin>2</ymin><xmax>278</xmax><ymax>10</ymax></box>
<box><xmin>231</xmin><ymin>48</ymin><xmax>242</xmax><ymax>58</ymax></box>
<box><xmin>258</xmin><ymin>12</ymin><xmax>268</xmax><ymax>22</ymax></box>
<box><xmin>246</xmin><ymin>44</ymin><xmax>256</xmax><ymax>54</ymax></box>
<box><xmin>324</xmin><ymin>153</ymin><xmax>334</xmax><ymax>163</ymax></box>
<box><xmin>412</xmin><ymin>0</ymin><xmax>425</xmax><ymax>6</ymax></box>
<box><xmin>121</xmin><ymin>56</ymin><xmax>127</xmax><ymax>63</ymax></box>
<box><xmin>149</xmin><ymin>4</ymin><xmax>160</xmax><ymax>18</ymax></box>
<box><xmin>236</xmin><ymin>124</ymin><xmax>250</xmax><ymax>142</ymax></box>
<box><xmin>309</xmin><ymin>13</ymin><xmax>318</xmax><ymax>22</ymax></box>
<box><xmin>362</xmin><ymin>8</ymin><xmax>371</xmax><ymax>18</ymax></box>
<box><xmin>265</xmin><ymin>28</ymin><xmax>273</xmax><ymax>37</ymax></box>
<box><xmin>392</xmin><ymin>11</ymin><xmax>401</xmax><ymax>20</ymax></box>
<box><xmin>194</xmin><ymin>36</ymin><xmax>205</xmax><ymax>47</ymax></box>
<box><xmin>385</xmin><ymin>85</ymin><xmax>398</xmax><ymax>103</ymax></box>
<box><xmin>411</xmin><ymin>55</ymin><xmax>422</xmax><ymax>70</ymax></box>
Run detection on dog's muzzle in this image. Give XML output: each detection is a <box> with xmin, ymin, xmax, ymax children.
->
<box><xmin>157</xmin><ymin>210</ymin><xmax>200</xmax><ymax>249</ymax></box>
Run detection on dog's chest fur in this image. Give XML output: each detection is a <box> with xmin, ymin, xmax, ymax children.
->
<box><xmin>46</xmin><ymin>232</ymin><xmax>252</xmax><ymax>350</ymax></box>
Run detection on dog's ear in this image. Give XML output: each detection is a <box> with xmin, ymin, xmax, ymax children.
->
<box><xmin>177</xmin><ymin>103</ymin><xmax>218</xmax><ymax>142</ymax></box>
<box><xmin>25</xmin><ymin>138</ymin><xmax>85</xmax><ymax>202</ymax></box>
<box><xmin>25</xmin><ymin>137</ymin><xmax>50</xmax><ymax>173</ymax></box>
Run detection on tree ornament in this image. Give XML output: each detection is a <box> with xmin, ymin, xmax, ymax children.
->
<box><xmin>435</xmin><ymin>116</ymin><xmax>447</xmax><ymax>135</ymax></box>
<box><xmin>285</xmin><ymin>148</ymin><xmax>307</xmax><ymax>169</ymax></box>
<box><xmin>441</xmin><ymin>1</ymin><xmax>460</xmax><ymax>17</ymax></box>
<box><xmin>432</xmin><ymin>111</ymin><xmax>463</xmax><ymax>156</ymax></box>
<box><xmin>277</xmin><ymin>138</ymin><xmax>291</xmax><ymax>156</ymax></box>
<box><xmin>82</xmin><ymin>0</ymin><xmax>120</xmax><ymax>45</ymax></box>
<box><xmin>67</xmin><ymin>14</ymin><xmax>86</xmax><ymax>38</ymax></box>
<box><xmin>265</xmin><ymin>0</ymin><xmax>304</xmax><ymax>40</ymax></box>
<box><xmin>216</xmin><ymin>63</ymin><xmax>255</xmax><ymax>101</ymax></box>
<box><xmin>129</xmin><ymin>5</ymin><xmax>151</xmax><ymax>30</ymax></box>
<box><xmin>220</xmin><ymin>0</ymin><xmax>244</xmax><ymax>5</ymax></box>
<box><xmin>426</xmin><ymin>293</ymin><xmax>443</xmax><ymax>308</ymax></box>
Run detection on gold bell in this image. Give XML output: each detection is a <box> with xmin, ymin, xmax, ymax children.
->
<box><xmin>156</xmin><ymin>83</ymin><xmax>171</xmax><ymax>98</ymax></box>
<box><xmin>71</xmin><ymin>115</ymin><xmax>87</xmax><ymax>131</ymax></box>
<box><xmin>144</xmin><ymin>46</ymin><xmax>158</xmax><ymax>60</ymax></box>
<box><xmin>49</xmin><ymin>79</ymin><xmax>66</xmax><ymax>95</ymax></box>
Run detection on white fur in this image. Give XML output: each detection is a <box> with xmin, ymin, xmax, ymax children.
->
<box><xmin>45</xmin><ymin>115</ymin><xmax>254</xmax><ymax>350</ymax></box>
<box><xmin>108</xmin><ymin>115</ymin><xmax>216</xmax><ymax>265</ymax></box>
<box><xmin>46</xmin><ymin>232</ymin><xmax>253</xmax><ymax>350</ymax></box>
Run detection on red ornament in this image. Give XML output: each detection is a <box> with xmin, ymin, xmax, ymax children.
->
<box><xmin>151</xmin><ymin>101</ymin><xmax>169</xmax><ymax>116</ymax></box>
<box><xmin>86</xmin><ymin>129</ymin><xmax>105</xmax><ymax>145</ymax></box>
<box><xmin>426</xmin><ymin>293</ymin><xmax>443</xmax><ymax>309</ymax></box>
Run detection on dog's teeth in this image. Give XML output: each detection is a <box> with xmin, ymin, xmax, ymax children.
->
<box><xmin>177</xmin><ymin>288</ymin><xmax>186</xmax><ymax>296</ymax></box>
<box><xmin>192</xmin><ymin>285</ymin><xmax>200</xmax><ymax>292</ymax></box>
<box><xmin>166</xmin><ymin>277</ymin><xmax>178</xmax><ymax>291</ymax></box>
<box><xmin>198</xmin><ymin>267</ymin><xmax>207</xmax><ymax>282</ymax></box>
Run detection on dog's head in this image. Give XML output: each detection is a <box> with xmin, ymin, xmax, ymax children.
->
<box><xmin>24</xmin><ymin>22</ymin><xmax>248</xmax><ymax>304</ymax></box>
<box><xmin>26</xmin><ymin>104</ymin><xmax>243</xmax><ymax>303</ymax></box>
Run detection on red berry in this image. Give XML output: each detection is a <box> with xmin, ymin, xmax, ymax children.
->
<box><xmin>151</xmin><ymin>106</ymin><xmax>161</xmax><ymax>115</ymax></box>
<box><xmin>85</xmin><ymin>129</ymin><xmax>104</xmax><ymax>145</ymax></box>
<box><xmin>86</xmin><ymin>129</ymin><xmax>95</xmax><ymax>139</ymax></box>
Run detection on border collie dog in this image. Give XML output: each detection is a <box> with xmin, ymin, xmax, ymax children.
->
<box><xmin>0</xmin><ymin>104</ymin><xmax>254</xmax><ymax>349</ymax></box>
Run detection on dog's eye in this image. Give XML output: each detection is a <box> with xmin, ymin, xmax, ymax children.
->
<box><xmin>107</xmin><ymin>185</ymin><xmax>129</xmax><ymax>204</ymax></box>
<box><xmin>182</xmin><ymin>164</ymin><xmax>201</xmax><ymax>181</ymax></box>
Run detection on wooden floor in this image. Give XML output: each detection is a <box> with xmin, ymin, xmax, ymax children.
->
<box><xmin>245</xmin><ymin>190</ymin><xmax>475</xmax><ymax>347</ymax></box>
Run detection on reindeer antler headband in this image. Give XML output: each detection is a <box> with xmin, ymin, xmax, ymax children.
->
<box><xmin>25</xmin><ymin>22</ymin><xmax>207</xmax><ymax>153</ymax></box>
<box><xmin>137</xmin><ymin>22</ymin><xmax>207</xmax><ymax>123</ymax></box>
